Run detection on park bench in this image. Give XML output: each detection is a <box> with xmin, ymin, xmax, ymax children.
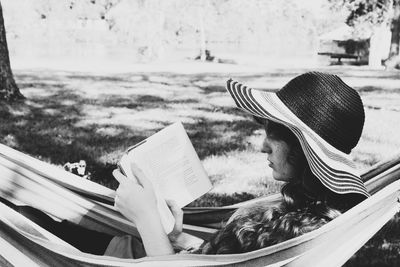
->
<box><xmin>318</xmin><ymin>52</ymin><xmax>360</xmax><ymax>63</ymax></box>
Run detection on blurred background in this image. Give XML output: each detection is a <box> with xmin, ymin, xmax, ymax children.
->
<box><xmin>2</xmin><ymin>0</ymin><xmax>399</xmax><ymax>70</ymax></box>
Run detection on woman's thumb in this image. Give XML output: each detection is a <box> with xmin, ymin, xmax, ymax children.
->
<box><xmin>166</xmin><ymin>199</ymin><xmax>183</xmax><ymax>218</ymax></box>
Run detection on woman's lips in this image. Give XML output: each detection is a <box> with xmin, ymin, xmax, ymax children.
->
<box><xmin>268</xmin><ymin>162</ymin><xmax>273</xmax><ymax>168</ymax></box>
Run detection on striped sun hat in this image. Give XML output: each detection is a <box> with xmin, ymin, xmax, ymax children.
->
<box><xmin>226</xmin><ymin>72</ymin><xmax>369</xmax><ymax>199</ymax></box>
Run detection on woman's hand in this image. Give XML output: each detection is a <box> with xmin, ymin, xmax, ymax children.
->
<box><xmin>165</xmin><ymin>199</ymin><xmax>204</xmax><ymax>252</ymax></box>
<box><xmin>113</xmin><ymin>163</ymin><xmax>175</xmax><ymax>256</ymax></box>
<box><xmin>113</xmin><ymin>163</ymin><xmax>158</xmax><ymax>224</ymax></box>
<box><xmin>166</xmin><ymin>200</ymin><xmax>183</xmax><ymax>243</ymax></box>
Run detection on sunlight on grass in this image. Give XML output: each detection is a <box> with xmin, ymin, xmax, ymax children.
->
<box><xmin>203</xmin><ymin>150</ymin><xmax>282</xmax><ymax>196</ymax></box>
<box><xmin>95</xmin><ymin>126</ymin><xmax>125</xmax><ymax>137</ymax></box>
<box><xmin>345</xmin><ymin>76</ymin><xmax>400</xmax><ymax>91</ymax></box>
<box><xmin>202</xmin><ymin>127</ymin><xmax>283</xmax><ymax>196</ymax></box>
<box><xmin>60</xmin><ymin>99</ymin><xmax>78</xmax><ymax>106</ymax></box>
<box><xmin>207</xmin><ymin>93</ymin><xmax>235</xmax><ymax>107</ymax></box>
<box><xmin>42</xmin><ymin>108</ymin><xmax>61</xmax><ymax>116</ymax></box>
<box><xmin>353</xmin><ymin>108</ymin><xmax>400</xmax><ymax>169</ymax></box>
<box><xmin>363</xmin><ymin>93</ymin><xmax>400</xmax><ymax>111</ymax></box>
<box><xmin>24</xmin><ymin>100</ymin><xmax>45</xmax><ymax>109</ymax></box>
<box><xmin>8</xmin><ymin>105</ymin><xmax>31</xmax><ymax>116</ymax></box>
<box><xmin>23</xmin><ymin>87</ymin><xmax>60</xmax><ymax>97</ymax></box>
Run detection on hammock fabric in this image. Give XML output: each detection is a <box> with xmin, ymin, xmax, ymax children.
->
<box><xmin>0</xmin><ymin>144</ymin><xmax>400</xmax><ymax>266</ymax></box>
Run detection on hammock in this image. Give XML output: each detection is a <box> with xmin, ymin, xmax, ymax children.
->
<box><xmin>0</xmin><ymin>143</ymin><xmax>399</xmax><ymax>267</ymax></box>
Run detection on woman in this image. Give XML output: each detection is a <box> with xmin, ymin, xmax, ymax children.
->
<box><xmin>111</xmin><ymin>71</ymin><xmax>369</xmax><ymax>256</ymax></box>
<box><xmin>14</xmin><ymin>71</ymin><xmax>369</xmax><ymax>257</ymax></box>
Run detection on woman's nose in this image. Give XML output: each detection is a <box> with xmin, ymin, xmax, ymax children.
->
<box><xmin>261</xmin><ymin>138</ymin><xmax>272</xmax><ymax>154</ymax></box>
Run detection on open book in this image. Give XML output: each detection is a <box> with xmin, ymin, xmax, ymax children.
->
<box><xmin>118</xmin><ymin>121</ymin><xmax>212</xmax><ymax>234</ymax></box>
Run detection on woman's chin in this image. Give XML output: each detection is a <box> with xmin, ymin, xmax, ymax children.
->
<box><xmin>272</xmin><ymin>174</ymin><xmax>284</xmax><ymax>182</ymax></box>
<box><xmin>272</xmin><ymin>173</ymin><xmax>290</xmax><ymax>183</ymax></box>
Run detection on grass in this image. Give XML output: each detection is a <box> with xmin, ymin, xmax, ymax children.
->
<box><xmin>1</xmin><ymin>64</ymin><xmax>400</xmax><ymax>265</ymax></box>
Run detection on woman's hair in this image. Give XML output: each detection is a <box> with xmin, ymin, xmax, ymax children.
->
<box><xmin>202</xmin><ymin>118</ymin><xmax>363</xmax><ymax>254</ymax></box>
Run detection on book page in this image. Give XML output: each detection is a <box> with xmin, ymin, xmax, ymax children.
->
<box><xmin>119</xmin><ymin>122</ymin><xmax>212</xmax><ymax>233</ymax></box>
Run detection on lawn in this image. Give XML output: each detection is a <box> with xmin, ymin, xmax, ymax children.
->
<box><xmin>1</xmin><ymin>63</ymin><xmax>400</xmax><ymax>265</ymax></box>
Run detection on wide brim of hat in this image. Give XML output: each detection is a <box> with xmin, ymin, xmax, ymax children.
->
<box><xmin>226</xmin><ymin>79</ymin><xmax>369</xmax><ymax>198</ymax></box>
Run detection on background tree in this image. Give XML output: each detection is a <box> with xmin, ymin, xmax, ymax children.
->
<box><xmin>2</xmin><ymin>0</ymin><xmax>332</xmax><ymax>64</ymax></box>
<box><xmin>330</xmin><ymin>0</ymin><xmax>400</xmax><ymax>68</ymax></box>
<box><xmin>386</xmin><ymin>0</ymin><xmax>400</xmax><ymax>68</ymax></box>
<box><xmin>0</xmin><ymin>1</ymin><xmax>23</xmax><ymax>100</ymax></box>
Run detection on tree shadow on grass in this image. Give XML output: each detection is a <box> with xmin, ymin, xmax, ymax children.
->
<box><xmin>0</xmin><ymin>89</ymin><xmax>150</xmax><ymax>189</ymax></box>
<box><xmin>97</xmin><ymin>94</ymin><xmax>168</xmax><ymax>109</ymax></box>
<box><xmin>186</xmin><ymin>115</ymin><xmax>260</xmax><ymax>158</ymax></box>
<box><xmin>2</xmin><ymin>71</ymin><xmax>266</xmax><ymax>191</ymax></box>
<box><xmin>10</xmin><ymin>69</ymin><xmax>397</xmax><ymax>189</ymax></box>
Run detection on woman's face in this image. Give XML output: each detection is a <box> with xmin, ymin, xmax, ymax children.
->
<box><xmin>262</xmin><ymin>122</ymin><xmax>301</xmax><ymax>182</ymax></box>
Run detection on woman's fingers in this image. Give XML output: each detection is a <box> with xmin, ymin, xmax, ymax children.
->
<box><xmin>166</xmin><ymin>200</ymin><xmax>183</xmax><ymax>221</ymax></box>
<box><xmin>166</xmin><ymin>200</ymin><xmax>181</xmax><ymax>214</ymax></box>
<box><xmin>113</xmin><ymin>164</ymin><xmax>159</xmax><ymax>224</ymax></box>
<box><xmin>166</xmin><ymin>199</ymin><xmax>183</xmax><ymax>242</ymax></box>
<box><xmin>130</xmin><ymin>162</ymin><xmax>152</xmax><ymax>188</ymax></box>
<box><xmin>114</xmin><ymin>186</ymin><xmax>122</xmax><ymax>208</ymax></box>
<box><xmin>113</xmin><ymin>169</ymin><xmax>127</xmax><ymax>184</ymax></box>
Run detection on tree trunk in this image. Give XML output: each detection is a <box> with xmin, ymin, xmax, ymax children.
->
<box><xmin>0</xmin><ymin>1</ymin><xmax>23</xmax><ymax>101</ymax></box>
<box><xmin>368</xmin><ymin>25</ymin><xmax>390</xmax><ymax>68</ymax></box>
<box><xmin>389</xmin><ymin>1</ymin><xmax>400</xmax><ymax>57</ymax></box>
<box><xmin>369</xmin><ymin>27</ymin><xmax>382</xmax><ymax>67</ymax></box>
<box><xmin>385</xmin><ymin>1</ymin><xmax>400</xmax><ymax>68</ymax></box>
<box><xmin>198</xmin><ymin>5</ymin><xmax>207</xmax><ymax>61</ymax></box>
